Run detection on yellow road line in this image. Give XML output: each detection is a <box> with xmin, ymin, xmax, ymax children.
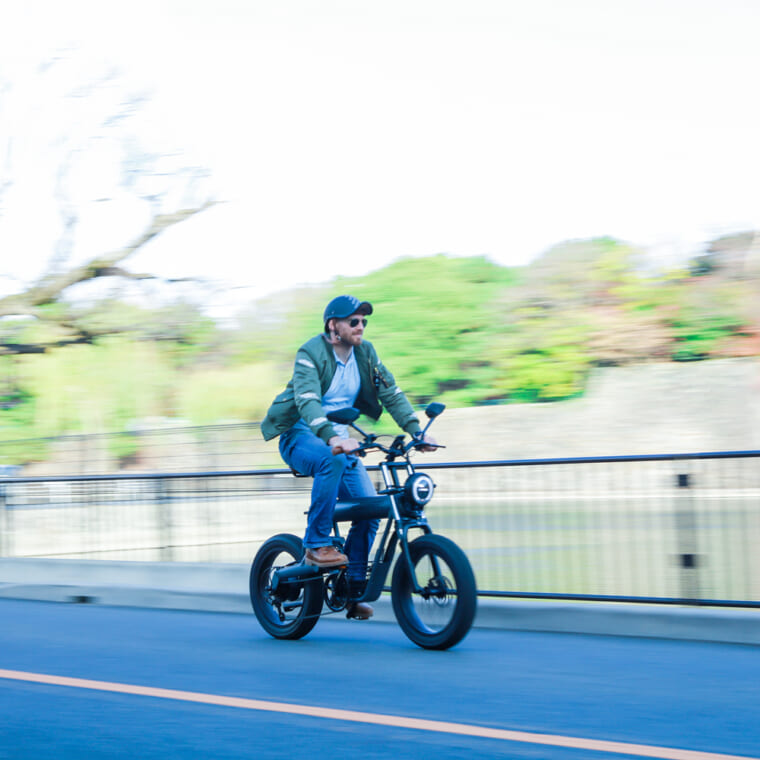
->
<box><xmin>0</xmin><ymin>668</ymin><xmax>756</xmax><ymax>760</ymax></box>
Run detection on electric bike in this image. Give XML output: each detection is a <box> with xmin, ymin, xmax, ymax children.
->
<box><xmin>249</xmin><ymin>402</ymin><xmax>477</xmax><ymax>650</ymax></box>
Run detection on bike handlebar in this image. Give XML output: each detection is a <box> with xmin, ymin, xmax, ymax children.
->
<box><xmin>327</xmin><ymin>401</ymin><xmax>446</xmax><ymax>460</ymax></box>
<box><xmin>331</xmin><ymin>445</ymin><xmax>367</xmax><ymax>456</ymax></box>
<box><xmin>331</xmin><ymin>438</ymin><xmax>444</xmax><ymax>459</ymax></box>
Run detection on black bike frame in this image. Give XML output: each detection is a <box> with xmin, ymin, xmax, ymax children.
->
<box><xmin>337</xmin><ymin>458</ymin><xmax>438</xmax><ymax>600</ymax></box>
<box><xmin>271</xmin><ymin>457</ymin><xmax>434</xmax><ymax>600</ymax></box>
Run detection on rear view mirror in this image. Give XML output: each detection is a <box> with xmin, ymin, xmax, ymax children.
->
<box><xmin>425</xmin><ymin>402</ymin><xmax>445</xmax><ymax>419</ymax></box>
<box><xmin>326</xmin><ymin>407</ymin><xmax>360</xmax><ymax>425</ymax></box>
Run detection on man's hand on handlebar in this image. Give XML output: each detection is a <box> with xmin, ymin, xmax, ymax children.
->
<box><xmin>415</xmin><ymin>434</ymin><xmax>438</xmax><ymax>453</ymax></box>
<box><xmin>330</xmin><ymin>432</ymin><xmax>440</xmax><ymax>458</ymax></box>
<box><xmin>329</xmin><ymin>436</ymin><xmax>362</xmax><ymax>456</ymax></box>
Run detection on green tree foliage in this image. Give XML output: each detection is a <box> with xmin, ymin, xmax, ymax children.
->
<box><xmin>486</xmin><ymin>238</ymin><xmax>642</xmax><ymax>399</ymax></box>
<box><xmin>174</xmin><ymin>361</ymin><xmax>283</xmax><ymax>424</ymax></box>
<box><xmin>16</xmin><ymin>337</ymin><xmax>174</xmax><ymax>437</ymax></box>
<box><xmin>0</xmin><ymin>308</ymin><xmax>221</xmax><ymax>463</ymax></box>
<box><xmin>233</xmin><ymin>255</ymin><xmax>517</xmax><ymax>407</ymax></box>
<box><xmin>341</xmin><ymin>255</ymin><xmax>517</xmax><ymax>405</ymax></box>
<box><xmin>1</xmin><ymin>234</ymin><xmax>758</xmax><ymax>464</ymax></box>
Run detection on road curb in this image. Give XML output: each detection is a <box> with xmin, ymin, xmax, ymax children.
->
<box><xmin>1</xmin><ymin>558</ymin><xmax>758</xmax><ymax>645</ymax></box>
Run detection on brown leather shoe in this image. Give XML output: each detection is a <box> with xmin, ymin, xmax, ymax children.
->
<box><xmin>346</xmin><ymin>601</ymin><xmax>374</xmax><ymax>620</ymax></box>
<box><xmin>304</xmin><ymin>546</ymin><xmax>348</xmax><ymax>568</ymax></box>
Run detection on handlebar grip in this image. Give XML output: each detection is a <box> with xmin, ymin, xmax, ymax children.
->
<box><xmin>332</xmin><ymin>446</ymin><xmax>366</xmax><ymax>457</ymax></box>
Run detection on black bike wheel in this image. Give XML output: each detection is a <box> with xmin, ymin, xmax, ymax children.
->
<box><xmin>391</xmin><ymin>534</ymin><xmax>477</xmax><ymax>650</ymax></box>
<box><xmin>249</xmin><ymin>533</ymin><xmax>323</xmax><ymax>640</ymax></box>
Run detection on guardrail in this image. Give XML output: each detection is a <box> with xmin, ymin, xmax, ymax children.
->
<box><xmin>1</xmin><ymin>451</ymin><xmax>758</xmax><ymax>607</ymax></box>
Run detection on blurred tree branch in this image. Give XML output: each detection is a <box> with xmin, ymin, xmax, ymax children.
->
<box><xmin>0</xmin><ymin>201</ymin><xmax>216</xmax><ymax>354</ymax></box>
<box><xmin>0</xmin><ymin>52</ymin><xmax>218</xmax><ymax>356</ymax></box>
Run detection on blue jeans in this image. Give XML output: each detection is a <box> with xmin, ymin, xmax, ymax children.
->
<box><xmin>278</xmin><ymin>421</ymin><xmax>379</xmax><ymax>582</ymax></box>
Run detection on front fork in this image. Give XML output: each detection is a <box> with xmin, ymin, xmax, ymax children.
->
<box><xmin>380</xmin><ymin>463</ymin><xmax>437</xmax><ymax>596</ymax></box>
<box><xmin>353</xmin><ymin>516</ymin><xmax>433</xmax><ymax>602</ymax></box>
<box><xmin>396</xmin><ymin>520</ymin><xmax>439</xmax><ymax>595</ymax></box>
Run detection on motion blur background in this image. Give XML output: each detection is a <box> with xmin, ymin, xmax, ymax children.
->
<box><xmin>1</xmin><ymin>0</ymin><xmax>759</xmax><ymax>607</ymax></box>
<box><xmin>1</xmin><ymin>0</ymin><xmax>758</xmax><ymax>472</ymax></box>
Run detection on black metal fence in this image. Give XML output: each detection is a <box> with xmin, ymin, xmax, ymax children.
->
<box><xmin>1</xmin><ymin>451</ymin><xmax>758</xmax><ymax>607</ymax></box>
<box><xmin>0</xmin><ymin>422</ymin><xmax>278</xmax><ymax>476</ymax></box>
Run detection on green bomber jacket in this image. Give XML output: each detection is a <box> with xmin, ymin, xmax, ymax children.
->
<box><xmin>260</xmin><ymin>334</ymin><xmax>422</xmax><ymax>444</ymax></box>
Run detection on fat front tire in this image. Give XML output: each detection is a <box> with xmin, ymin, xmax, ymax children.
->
<box><xmin>250</xmin><ymin>533</ymin><xmax>322</xmax><ymax>640</ymax></box>
<box><xmin>391</xmin><ymin>534</ymin><xmax>477</xmax><ymax>650</ymax></box>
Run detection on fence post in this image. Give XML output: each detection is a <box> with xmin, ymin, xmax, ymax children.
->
<box><xmin>0</xmin><ymin>483</ymin><xmax>6</xmax><ymax>557</ymax></box>
<box><xmin>675</xmin><ymin>471</ymin><xmax>700</xmax><ymax>601</ymax></box>
<box><xmin>156</xmin><ymin>478</ymin><xmax>174</xmax><ymax>562</ymax></box>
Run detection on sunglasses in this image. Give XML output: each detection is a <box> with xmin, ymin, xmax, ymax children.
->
<box><xmin>347</xmin><ymin>317</ymin><xmax>368</xmax><ymax>328</ymax></box>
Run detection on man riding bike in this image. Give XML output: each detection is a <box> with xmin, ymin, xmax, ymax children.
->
<box><xmin>261</xmin><ymin>295</ymin><xmax>435</xmax><ymax>620</ymax></box>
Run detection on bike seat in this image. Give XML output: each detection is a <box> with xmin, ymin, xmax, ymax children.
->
<box><xmin>333</xmin><ymin>495</ymin><xmax>391</xmax><ymax>523</ymax></box>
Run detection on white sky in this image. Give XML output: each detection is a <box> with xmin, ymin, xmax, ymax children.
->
<box><xmin>1</xmin><ymin>0</ymin><xmax>759</xmax><ymax>316</ymax></box>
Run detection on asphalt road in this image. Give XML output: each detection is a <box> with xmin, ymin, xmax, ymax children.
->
<box><xmin>1</xmin><ymin>599</ymin><xmax>758</xmax><ymax>760</ymax></box>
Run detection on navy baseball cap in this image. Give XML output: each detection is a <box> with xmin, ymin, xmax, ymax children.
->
<box><xmin>323</xmin><ymin>295</ymin><xmax>373</xmax><ymax>325</ymax></box>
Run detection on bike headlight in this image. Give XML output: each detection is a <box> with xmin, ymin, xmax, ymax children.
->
<box><xmin>403</xmin><ymin>473</ymin><xmax>435</xmax><ymax>507</ymax></box>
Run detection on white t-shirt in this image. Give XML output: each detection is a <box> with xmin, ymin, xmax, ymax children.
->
<box><xmin>321</xmin><ymin>348</ymin><xmax>361</xmax><ymax>438</ymax></box>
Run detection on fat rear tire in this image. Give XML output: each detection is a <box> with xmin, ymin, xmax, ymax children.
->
<box><xmin>250</xmin><ymin>533</ymin><xmax>322</xmax><ymax>640</ymax></box>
